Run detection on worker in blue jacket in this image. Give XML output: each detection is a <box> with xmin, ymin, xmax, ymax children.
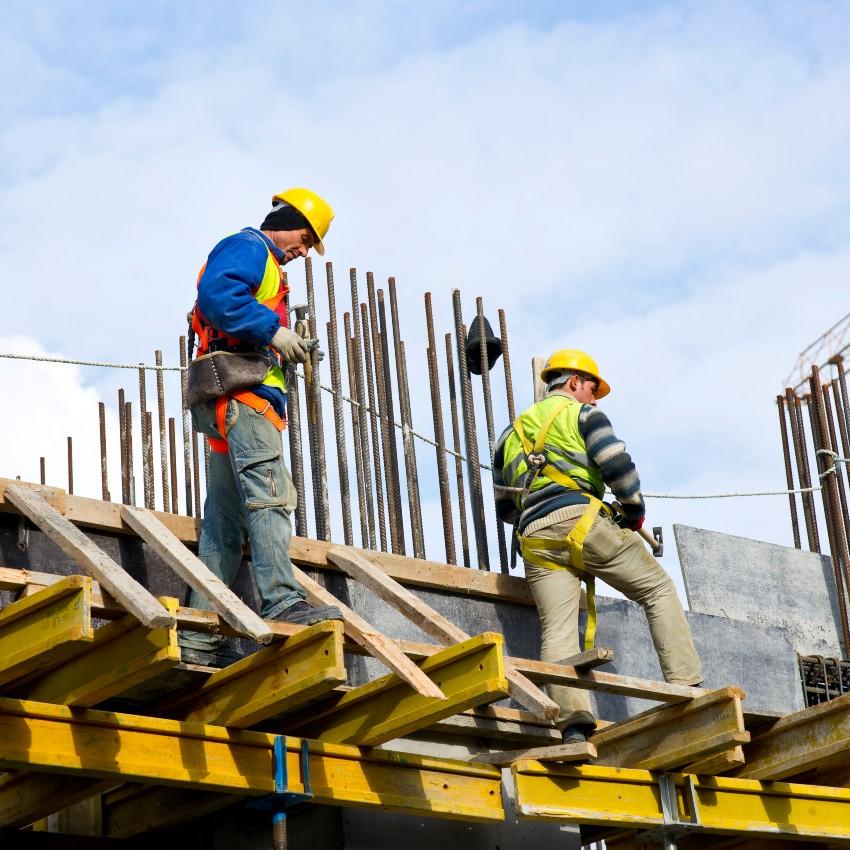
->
<box><xmin>179</xmin><ymin>188</ymin><xmax>341</xmax><ymax>667</ymax></box>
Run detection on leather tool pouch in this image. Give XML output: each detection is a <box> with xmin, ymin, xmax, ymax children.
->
<box><xmin>187</xmin><ymin>351</ymin><xmax>272</xmax><ymax>407</ymax></box>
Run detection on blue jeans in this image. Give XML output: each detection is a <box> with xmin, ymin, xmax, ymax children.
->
<box><xmin>180</xmin><ymin>397</ymin><xmax>304</xmax><ymax>652</ymax></box>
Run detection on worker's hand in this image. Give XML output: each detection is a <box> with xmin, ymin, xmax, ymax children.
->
<box><xmin>622</xmin><ymin>514</ymin><xmax>645</xmax><ymax>532</ymax></box>
<box><xmin>305</xmin><ymin>338</ymin><xmax>326</xmax><ymax>362</ymax></box>
<box><xmin>271</xmin><ymin>326</ymin><xmax>310</xmax><ymax>364</ymax></box>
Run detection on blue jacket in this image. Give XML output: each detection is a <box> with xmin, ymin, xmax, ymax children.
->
<box><xmin>197</xmin><ymin>228</ymin><xmax>287</xmax><ymax>417</ymax></box>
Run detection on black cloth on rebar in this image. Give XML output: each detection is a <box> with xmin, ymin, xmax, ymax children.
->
<box><xmin>465</xmin><ymin>315</ymin><xmax>503</xmax><ymax>375</ymax></box>
<box><xmin>260</xmin><ymin>205</ymin><xmax>311</xmax><ymax>233</ymax></box>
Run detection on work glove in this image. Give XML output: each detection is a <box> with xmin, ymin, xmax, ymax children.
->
<box><xmin>271</xmin><ymin>326</ymin><xmax>310</xmax><ymax>364</ymax></box>
<box><xmin>305</xmin><ymin>338</ymin><xmax>326</xmax><ymax>362</ymax></box>
<box><xmin>621</xmin><ymin>514</ymin><xmax>645</xmax><ymax>532</ymax></box>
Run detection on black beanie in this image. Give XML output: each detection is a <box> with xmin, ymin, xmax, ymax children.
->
<box><xmin>260</xmin><ymin>204</ymin><xmax>312</xmax><ymax>233</ymax></box>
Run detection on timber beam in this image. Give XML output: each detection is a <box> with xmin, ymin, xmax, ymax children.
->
<box><xmin>0</xmin><ymin>575</ymin><xmax>94</xmax><ymax>688</ymax></box>
<box><xmin>0</xmin><ymin>697</ymin><xmax>504</xmax><ymax>827</ymax></box>
<box><xmin>512</xmin><ymin>762</ymin><xmax>850</xmax><ymax>845</ymax></box>
<box><xmin>287</xmin><ymin>632</ymin><xmax>510</xmax><ymax>745</ymax></box>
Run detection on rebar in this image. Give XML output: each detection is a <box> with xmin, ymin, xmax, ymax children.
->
<box><xmin>477</xmin><ymin>298</ymin><xmax>509</xmax><ymax>572</ymax></box>
<box><xmin>169</xmin><ymin>417</ymin><xmax>179</xmax><ymax>514</ymax></box>
<box><xmin>144</xmin><ymin>411</ymin><xmax>155</xmax><ymax>509</ymax></box>
<box><xmin>345</xmin><ymin>312</ymin><xmax>370</xmax><ymax>548</ymax></box>
<box><xmin>361</xmin><ymin>301</ymin><xmax>388</xmax><ymax>551</ymax></box>
<box><xmin>787</xmin><ymin>388</ymin><xmax>820</xmax><ymax>552</ymax></box>
<box><xmin>179</xmin><ymin>335</ymin><xmax>193</xmax><ymax>517</ymax></box>
<box><xmin>368</xmin><ymin>273</ymin><xmax>400</xmax><ymax>553</ymax></box>
<box><xmin>833</xmin><ymin>356</ymin><xmax>850</xmax><ymax>467</ymax></box>
<box><xmin>286</xmin><ymin>364</ymin><xmax>308</xmax><ymax>538</ymax></box>
<box><xmin>388</xmin><ymin>278</ymin><xmax>425</xmax><ymax>558</ymax></box>
<box><xmin>425</xmin><ymin>293</ymin><xmax>456</xmax><ymax>564</ymax></box>
<box><xmin>118</xmin><ymin>388</ymin><xmax>128</xmax><ymax>504</ymax></box>
<box><xmin>452</xmin><ymin>291</ymin><xmax>489</xmax><ymax>570</ymax></box>
<box><xmin>138</xmin><ymin>365</ymin><xmax>152</xmax><ymax>508</ymax></box>
<box><xmin>191</xmin><ymin>424</ymin><xmax>201</xmax><ymax>518</ymax></box>
<box><xmin>40</xmin><ymin>457</ymin><xmax>45</xmax><ymax>485</ymax></box>
<box><xmin>305</xmin><ymin>258</ymin><xmax>330</xmax><ymax>541</ymax></box>
<box><xmin>808</xmin><ymin>368</ymin><xmax>850</xmax><ymax>653</ymax></box>
<box><xmin>203</xmin><ymin>435</ymin><xmax>210</xmax><ymax>497</ymax></box>
<box><xmin>155</xmin><ymin>350</ymin><xmax>170</xmax><ymax>513</ymax></box>
<box><xmin>445</xmin><ymin>333</ymin><xmax>471</xmax><ymax>568</ymax></box>
<box><xmin>350</xmin><ymin>270</ymin><xmax>377</xmax><ymax>549</ymax></box>
<box><xmin>498</xmin><ymin>308</ymin><xmax>516</xmax><ymax>421</ymax></box>
<box><xmin>325</xmin><ymin>262</ymin><xmax>353</xmax><ymax>546</ymax></box>
<box><xmin>67</xmin><ymin>436</ymin><xmax>73</xmax><ymax>495</ymax></box>
<box><xmin>378</xmin><ymin>289</ymin><xmax>406</xmax><ymax>554</ymax></box>
<box><xmin>823</xmin><ymin>383</ymin><xmax>850</xmax><ymax>571</ymax></box>
<box><xmin>776</xmin><ymin>395</ymin><xmax>801</xmax><ymax>549</ymax></box>
<box><xmin>98</xmin><ymin>402</ymin><xmax>110</xmax><ymax>502</ymax></box>
<box><xmin>125</xmin><ymin>401</ymin><xmax>136</xmax><ymax>506</ymax></box>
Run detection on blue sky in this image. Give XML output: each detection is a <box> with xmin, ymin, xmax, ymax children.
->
<box><xmin>1</xmin><ymin>1</ymin><xmax>849</xmax><ymax>595</ymax></box>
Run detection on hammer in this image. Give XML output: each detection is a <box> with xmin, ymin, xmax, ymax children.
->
<box><xmin>610</xmin><ymin>502</ymin><xmax>664</xmax><ymax>558</ymax></box>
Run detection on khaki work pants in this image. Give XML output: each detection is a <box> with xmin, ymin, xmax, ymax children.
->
<box><xmin>523</xmin><ymin>506</ymin><xmax>702</xmax><ymax>729</ymax></box>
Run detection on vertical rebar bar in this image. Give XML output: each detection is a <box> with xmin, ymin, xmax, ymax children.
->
<box><xmin>389</xmin><ymin>278</ymin><xmax>425</xmax><ymax>559</ymax></box>
<box><xmin>40</xmin><ymin>457</ymin><xmax>45</xmax><ymax>485</ymax></box>
<box><xmin>425</xmin><ymin>293</ymin><xmax>456</xmax><ymax>564</ymax></box>
<box><xmin>345</xmin><ymin>312</ymin><xmax>370</xmax><ymax>548</ymax></box>
<box><xmin>125</xmin><ymin>401</ymin><xmax>135</xmax><ymax>506</ymax></box>
<box><xmin>66</xmin><ymin>436</ymin><xmax>74</xmax><ymax>495</ymax></box>
<box><xmin>192</xmin><ymin>425</ymin><xmax>201</xmax><ymax>518</ymax></box>
<box><xmin>203</xmin><ymin>435</ymin><xmax>210</xmax><ymax>497</ymax></box>
<box><xmin>452</xmin><ymin>291</ymin><xmax>489</xmax><ymax>569</ymax></box>
<box><xmin>477</xmin><ymin>298</ymin><xmax>509</xmax><ymax>572</ymax></box>
<box><xmin>368</xmin><ymin>273</ymin><xmax>400</xmax><ymax>553</ymax></box>
<box><xmin>325</xmin><ymin>262</ymin><xmax>353</xmax><ymax>546</ymax></box>
<box><xmin>776</xmin><ymin>395</ymin><xmax>801</xmax><ymax>549</ymax></box>
<box><xmin>118</xmin><ymin>388</ymin><xmax>128</xmax><ymax>504</ymax></box>
<box><xmin>155</xmin><ymin>351</ymin><xmax>170</xmax><ymax>513</ymax></box>
<box><xmin>286</xmin><ymin>363</ymin><xmax>308</xmax><ymax>538</ymax></box>
<box><xmin>99</xmin><ymin>401</ymin><xmax>110</xmax><ymax>502</ymax></box>
<box><xmin>833</xmin><ymin>356</ymin><xmax>850</xmax><ymax>465</ymax></box>
<box><xmin>445</xmin><ymin>333</ymin><xmax>471</xmax><ymax>568</ymax></box>
<box><xmin>144</xmin><ymin>411</ymin><xmax>155</xmax><ymax>509</ymax></box>
<box><xmin>823</xmin><ymin>383</ymin><xmax>850</xmax><ymax>569</ymax></box>
<box><xmin>305</xmin><ymin>258</ymin><xmax>330</xmax><ymax>541</ymax></box>
<box><xmin>498</xmin><ymin>308</ymin><xmax>516</xmax><ymax>421</ymax></box>
<box><xmin>179</xmin><ymin>336</ymin><xmax>193</xmax><ymax>517</ymax></box>
<box><xmin>378</xmin><ymin>289</ymin><xmax>406</xmax><ymax>554</ymax></box>
<box><xmin>361</xmin><ymin>302</ymin><xmax>388</xmax><ymax>551</ymax></box>
<box><xmin>350</xmin><ymin>270</ymin><xmax>377</xmax><ymax>549</ymax></box>
<box><xmin>169</xmin><ymin>417</ymin><xmax>179</xmax><ymax>514</ymax></box>
<box><xmin>808</xmin><ymin>368</ymin><xmax>850</xmax><ymax>654</ymax></box>
<box><xmin>138</xmin><ymin>366</ymin><xmax>152</xmax><ymax>508</ymax></box>
<box><xmin>787</xmin><ymin>388</ymin><xmax>820</xmax><ymax>552</ymax></box>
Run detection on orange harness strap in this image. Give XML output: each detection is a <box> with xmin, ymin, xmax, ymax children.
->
<box><xmin>209</xmin><ymin>391</ymin><xmax>285</xmax><ymax>454</ymax></box>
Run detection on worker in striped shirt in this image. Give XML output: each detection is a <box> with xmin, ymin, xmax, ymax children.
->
<box><xmin>494</xmin><ymin>349</ymin><xmax>702</xmax><ymax>744</ymax></box>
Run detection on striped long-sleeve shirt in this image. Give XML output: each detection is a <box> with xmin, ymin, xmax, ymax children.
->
<box><xmin>493</xmin><ymin>395</ymin><xmax>645</xmax><ymax>532</ymax></box>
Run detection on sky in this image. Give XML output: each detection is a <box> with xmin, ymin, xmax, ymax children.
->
<box><xmin>1</xmin><ymin>0</ymin><xmax>849</xmax><ymax>601</ymax></box>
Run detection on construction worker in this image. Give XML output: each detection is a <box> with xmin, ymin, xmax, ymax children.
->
<box><xmin>179</xmin><ymin>188</ymin><xmax>342</xmax><ymax>667</ymax></box>
<box><xmin>493</xmin><ymin>349</ymin><xmax>702</xmax><ymax>742</ymax></box>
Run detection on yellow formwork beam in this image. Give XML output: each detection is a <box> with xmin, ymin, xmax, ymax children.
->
<box><xmin>0</xmin><ymin>575</ymin><xmax>94</xmax><ymax>687</ymax></box>
<box><xmin>290</xmin><ymin>631</ymin><xmax>509</xmax><ymax>745</ymax></box>
<box><xmin>172</xmin><ymin>620</ymin><xmax>347</xmax><ymax>728</ymax></box>
<box><xmin>0</xmin><ymin>698</ymin><xmax>504</xmax><ymax>823</ymax></box>
<box><xmin>19</xmin><ymin>596</ymin><xmax>180</xmax><ymax>706</ymax></box>
<box><xmin>512</xmin><ymin>762</ymin><xmax>850</xmax><ymax>845</ymax></box>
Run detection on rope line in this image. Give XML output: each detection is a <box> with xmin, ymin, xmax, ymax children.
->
<box><xmin>0</xmin><ymin>350</ymin><xmax>835</xmax><ymax>501</ymax></box>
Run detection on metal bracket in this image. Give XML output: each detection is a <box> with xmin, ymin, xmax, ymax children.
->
<box><xmin>651</xmin><ymin>526</ymin><xmax>664</xmax><ymax>558</ymax></box>
<box><xmin>247</xmin><ymin>736</ymin><xmax>314</xmax><ymax>812</ymax></box>
<box><xmin>636</xmin><ymin>774</ymin><xmax>701</xmax><ymax>849</ymax></box>
<box><xmin>16</xmin><ymin>516</ymin><xmax>29</xmax><ymax>552</ymax></box>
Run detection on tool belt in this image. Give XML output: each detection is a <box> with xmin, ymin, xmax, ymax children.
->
<box><xmin>186</xmin><ymin>350</ymin><xmax>273</xmax><ymax>407</ymax></box>
<box><xmin>207</xmin><ymin>390</ymin><xmax>285</xmax><ymax>454</ymax></box>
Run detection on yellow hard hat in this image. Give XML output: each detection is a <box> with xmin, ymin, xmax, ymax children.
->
<box><xmin>272</xmin><ymin>187</ymin><xmax>334</xmax><ymax>256</ymax></box>
<box><xmin>540</xmin><ymin>349</ymin><xmax>611</xmax><ymax>398</ymax></box>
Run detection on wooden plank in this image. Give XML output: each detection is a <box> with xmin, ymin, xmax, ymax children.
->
<box><xmin>4</xmin><ymin>485</ymin><xmax>173</xmax><ymax>629</ymax></box>
<box><xmin>471</xmin><ymin>741</ymin><xmax>596</xmax><ymax>766</ymax></box>
<box><xmin>292</xmin><ymin>564</ymin><xmax>445</xmax><ymax>699</ymax></box>
<box><xmin>592</xmin><ymin>687</ymin><xmax>749</xmax><ymax>771</ymax></box>
<box><xmin>0</xmin><ymin>575</ymin><xmax>94</xmax><ymax>688</ymax></box>
<box><xmin>0</xmin><ymin>479</ymin><xmax>66</xmax><ymax>514</ymax></box>
<box><xmin>684</xmin><ymin>745</ymin><xmax>746</xmax><ymax>776</ymax></box>
<box><xmin>0</xmin><ymin>773</ymin><xmax>114</xmax><ymax>830</ymax></box>
<box><xmin>121</xmin><ymin>505</ymin><xmax>272</xmax><ymax>644</ymax></box>
<box><xmin>287</xmin><ymin>632</ymin><xmax>510</xmax><ymax>745</ymax></box>
<box><xmin>19</xmin><ymin>597</ymin><xmax>181</xmax><ymax>707</ymax></box>
<box><xmin>428</xmin><ymin>713</ymin><xmax>561</xmax><ymax>747</ymax></box>
<box><xmin>737</xmin><ymin>692</ymin><xmax>850</xmax><ymax>780</ymax></box>
<box><xmin>167</xmin><ymin>620</ymin><xmax>347</xmax><ymax>728</ymax></box>
<box><xmin>0</xmin><ymin>698</ymin><xmax>504</xmax><ymax>824</ymax></box>
<box><xmin>327</xmin><ymin>547</ymin><xmax>559</xmax><ymax>722</ymax></box>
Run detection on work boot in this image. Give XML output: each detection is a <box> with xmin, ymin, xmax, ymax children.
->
<box><xmin>561</xmin><ymin>724</ymin><xmax>595</xmax><ymax>745</ymax></box>
<box><xmin>275</xmin><ymin>600</ymin><xmax>343</xmax><ymax>626</ymax></box>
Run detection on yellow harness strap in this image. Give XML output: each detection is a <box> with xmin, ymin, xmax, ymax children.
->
<box><xmin>514</xmin><ymin>398</ymin><xmax>606</xmax><ymax>651</ymax></box>
<box><xmin>521</xmin><ymin>498</ymin><xmax>602</xmax><ymax>651</ymax></box>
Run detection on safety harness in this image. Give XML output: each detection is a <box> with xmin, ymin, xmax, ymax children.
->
<box><xmin>511</xmin><ymin>396</ymin><xmax>611</xmax><ymax>650</ymax></box>
<box><xmin>190</xmin><ymin>238</ymin><xmax>290</xmax><ymax>453</ymax></box>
